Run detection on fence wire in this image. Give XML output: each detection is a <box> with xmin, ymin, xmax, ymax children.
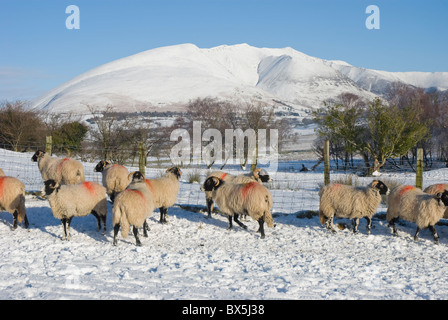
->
<box><xmin>1</xmin><ymin>146</ymin><xmax>446</xmax><ymax>216</ymax></box>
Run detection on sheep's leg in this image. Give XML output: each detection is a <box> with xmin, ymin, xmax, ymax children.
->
<box><xmin>133</xmin><ymin>226</ymin><xmax>142</xmax><ymax>246</ymax></box>
<box><xmin>365</xmin><ymin>217</ymin><xmax>372</xmax><ymax>234</ymax></box>
<box><xmin>413</xmin><ymin>227</ymin><xmax>421</xmax><ymax>242</ymax></box>
<box><xmin>206</xmin><ymin>198</ymin><xmax>214</xmax><ymax>218</ymax></box>
<box><xmin>66</xmin><ymin>217</ymin><xmax>73</xmax><ymax>240</ymax></box>
<box><xmin>227</xmin><ymin>215</ymin><xmax>233</xmax><ymax>230</ymax></box>
<box><xmin>159</xmin><ymin>207</ymin><xmax>168</xmax><ymax>224</ymax></box>
<box><xmin>233</xmin><ymin>214</ymin><xmax>247</xmax><ymax>230</ymax></box>
<box><xmin>257</xmin><ymin>218</ymin><xmax>265</xmax><ymax>239</ymax></box>
<box><xmin>143</xmin><ymin>220</ymin><xmax>149</xmax><ymax>237</ymax></box>
<box><xmin>61</xmin><ymin>218</ymin><xmax>71</xmax><ymax>240</ymax></box>
<box><xmin>389</xmin><ymin>217</ymin><xmax>399</xmax><ymax>236</ymax></box>
<box><xmin>428</xmin><ymin>225</ymin><xmax>439</xmax><ymax>244</ymax></box>
<box><xmin>91</xmin><ymin>211</ymin><xmax>102</xmax><ymax>231</ymax></box>
<box><xmin>113</xmin><ymin>224</ymin><xmax>120</xmax><ymax>246</ymax></box>
<box><xmin>12</xmin><ymin>211</ymin><xmax>18</xmax><ymax>230</ymax></box>
<box><xmin>23</xmin><ymin>214</ymin><xmax>29</xmax><ymax>229</ymax></box>
<box><xmin>325</xmin><ymin>216</ymin><xmax>337</xmax><ymax>233</ymax></box>
<box><xmin>352</xmin><ymin>218</ymin><xmax>359</xmax><ymax>234</ymax></box>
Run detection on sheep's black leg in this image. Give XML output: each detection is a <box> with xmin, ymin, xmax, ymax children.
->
<box><xmin>352</xmin><ymin>218</ymin><xmax>359</xmax><ymax>234</ymax></box>
<box><xmin>257</xmin><ymin>218</ymin><xmax>265</xmax><ymax>239</ymax></box>
<box><xmin>23</xmin><ymin>214</ymin><xmax>29</xmax><ymax>229</ymax></box>
<box><xmin>428</xmin><ymin>225</ymin><xmax>439</xmax><ymax>244</ymax></box>
<box><xmin>159</xmin><ymin>207</ymin><xmax>168</xmax><ymax>224</ymax></box>
<box><xmin>113</xmin><ymin>224</ymin><xmax>120</xmax><ymax>246</ymax></box>
<box><xmin>389</xmin><ymin>217</ymin><xmax>399</xmax><ymax>236</ymax></box>
<box><xmin>12</xmin><ymin>211</ymin><xmax>18</xmax><ymax>230</ymax></box>
<box><xmin>365</xmin><ymin>217</ymin><xmax>372</xmax><ymax>234</ymax></box>
<box><xmin>61</xmin><ymin>218</ymin><xmax>68</xmax><ymax>240</ymax></box>
<box><xmin>143</xmin><ymin>220</ymin><xmax>149</xmax><ymax>237</ymax></box>
<box><xmin>414</xmin><ymin>227</ymin><xmax>421</xmax><ymax>242</ymax></box>
<box><xmin>228</xmin><ymin>215</ymin><xmax>233</xmax><ymax>230</ymax></box>
<box><xmin>325</xmin><ymin>216</ymin><xmax>337</xmax><ymax>233</ymax></box>
<box><xmin>206</xmin><ymin>198</ymin><xmax>214</xmax><ymax>218</ymax></box>
<box><xmin>66</xmin><ymin>217</ymin><xmax>73</xmax><ymax>240</ymax></box>
<box><xmin>233</xmin><ymin>214</ymin><xmax>247</xmax><ymax>230</ymax></box>
<box><xmin>133</xmin><ymin>226</ymin><xmax>142</xmax><ymax>246</ymax></box>
<box><xmin>91</xmin><ymin>211</ymin><xmax>101</xmax><ymax>231</ymax></box>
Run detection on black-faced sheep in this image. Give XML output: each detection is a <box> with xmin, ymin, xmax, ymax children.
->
<box><xmin>0</xmin><ymin>176</ymin><xmax>29</xmax><ymax>230</ymax></box>
<box><xmin>112</xmin><ymin>171</ymin><xmax>154</xmax><ymax>246</ymax></box>
<box><xmin>201</xmin><ymin>168</ymin><xmax>272</xmax><ymax>218</ymax></box>
<box><xmin>94</xmin><ymin>160</ymin><xmax>131</xmax><ymax>203</ymax></box>
<box><xmin>318</xmin><ymin>180</ymin><xmax>389</xmax><ymax>234</ymax></box>
<box><xmin>386</xmin><ymin>185</ymin><xmax>448</xmax><ymax>244</ymax></box>
<box><xmin>202</xmin><ymin>177</ymin><xmax>274</xmax><ymax>239</ymax></box>
<box><xmin>423</xmin><ymin>183</ymin><xmax>448</xmax><ymax>219</ymax></box>
<box><xmin>32</xmin><ymin>150</ymin><xmax>85</xmax><ymax>185</ymax></box>
<box><xmin>43</xmin><ymin>179</ymin><xmax>107</xmax><ymax>241</ymax></box>
<box><xmin>144</xmin><ymin>167</ymin><xmax>181</xmax><ymax>224</ymax></box>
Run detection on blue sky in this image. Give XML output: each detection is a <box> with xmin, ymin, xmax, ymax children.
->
<box><xmin>1</xmin><ymin>0</ymin><xmax>447</xmax><ymax>101</ymax></box>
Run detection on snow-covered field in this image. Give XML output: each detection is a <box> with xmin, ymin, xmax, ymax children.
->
<box><xmin>1</xmin><ymin>148</ymin><xmax>448</xmax><ymax>300</ymax></box>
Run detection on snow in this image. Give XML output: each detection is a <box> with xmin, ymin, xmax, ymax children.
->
<box><xmin>2</xmin><ymin>149</ymin><xmax>448</xmax><ymax>300</ymax></box>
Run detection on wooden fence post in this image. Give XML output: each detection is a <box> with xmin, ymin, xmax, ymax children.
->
<box><xmin>46</xmin><ymin>136</ymin><xmax>52</xmax><ymax>155</ymax></box>
<box><xmin>324</xmin><ymin>140</ymin><xmax>330</xmax><ymax>185</ymax></box>
<box><xmin>416</xmin><ymin>148</ymin><xmax>423</xmax><ymax>189</ymax></box>
<box><xmin>138</xmin><ymin>142</ymin><xmax>146</xmax><ymax>177</ymax></box>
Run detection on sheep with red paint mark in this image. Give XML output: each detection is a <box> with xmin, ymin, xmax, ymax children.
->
<box><xmin>387</xmin><ymin>185</ymin><xmax>448</xmax><ymax>244</ymax></box>
<box><xmin>201</xmin><ymin>168</ymin><xmax>272</xmax><ymax>218</ymax></box>
<box><xmin>94</xmin><ymin>160</ymin><xmax>131</xmax><ymax>203</ymax></box>
<box><xmin>0</xmin><ymin>175</ymin><xmax>29</xmax><ymax>230</ymax></box>
<box><xmin>32</xmin><ymin>150</ymin><xmax>85</xmax><ymax>185</ymax></box>
<box><xmin>43</xmin><ymin>179</ymin><xmax>107</xmax><ymax>240</ymax></box>
<box><xmin>202</xmin><ymin>177</ymin><xmax>274</xmax><ymax>239</ymax></box>
<box><xmin>423</xmin><ymin>183</ymin><xmax>448</xmax><ymax>218</ymax></box>
<box><xmin>112</xmin><ymin>171</ymin><xmax>154</xmax><ymax>246</ymax></box>
<box><xmin>144</xmin><ymin>167</ymin><xmax>181</xmax><ymax>224</ymax></box>
<box><xmin>318</xmin><ymin>180</ymin><xmax>389</xmax><ymax>234</ymax></box>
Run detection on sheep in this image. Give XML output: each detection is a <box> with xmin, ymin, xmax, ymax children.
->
<box><xmin>318</xmin><ymin>180</ymin><xmax>389</xmax><ymax>234</ymax></box>
<box><xmin>423</xmin><ymin>183</ymin><xmax>448</xmax><ymax>218</ymax></box>
<box><xmin>32</xmin><ymin>150</ymin><xmax>85</xmax><ymax>185</ymax></box>
<box><xmin>144</xmin><ymin>167</ymin><xmax>182</xmax><ymax>224</ymax></box>
<box><xmin>94</xmin><ymin>160</ymin><xmax>131</xmax><ymax>203</ymax></box>
<box><xmin>202</xmin><ymin>168</ymin><xmax>272</xmax><ymax>218</ymax></box>
<box><xmin>386</xmin><ymin>185</ymin><xmax>448</xmax><ymax>244</ymax></box>
<box><xmin>202</xmin><ymin>176</ymin><xmax>274</xmax><ymax>239</ymax></box>
<box><xmin>43</xmin><ymin>179</ymin><xmax>107</xmax><ymax>241</ymax></box>
<box><xmin>112</xmin><ymin>171</ymin><xmax>154</xmax><ymax>246</ymax></box>
<box><xmin>0</xmin><ymin>176</ymin><xmax>29</xmax><ymax>230</ymax></box>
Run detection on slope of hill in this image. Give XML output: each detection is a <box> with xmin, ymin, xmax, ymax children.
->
<box><xmin>29</xmin><ymin>43</ymin><xmax>448</xmax><ymax>114</ymax></box>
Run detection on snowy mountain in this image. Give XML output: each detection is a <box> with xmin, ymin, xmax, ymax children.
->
<box><xmin>29</xmin><ymin>43</ymin><xmax>448</xmax><ymax>114</ymax></box>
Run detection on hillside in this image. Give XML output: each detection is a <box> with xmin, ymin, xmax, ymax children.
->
<box><xmin>30</xmin><ymin>43</ymin><xmax>448</xmax><ymax>115</ymax></box>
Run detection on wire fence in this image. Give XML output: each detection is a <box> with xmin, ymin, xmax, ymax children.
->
<box><xmin>1</xmin><ymin>144</ymin><xmax>446</xmax><ymax>216</ymax></box>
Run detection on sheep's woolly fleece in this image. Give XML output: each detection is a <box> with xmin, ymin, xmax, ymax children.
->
<box><xmin>2</xmin><ymin>161</ymin><xmax>448</xmax><ymax>299</ymax></box>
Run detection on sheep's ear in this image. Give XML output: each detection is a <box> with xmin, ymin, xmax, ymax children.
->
<box><xmin>166</xmin><ymin>167</ymin><xmax>172</xmax><ymax>173</ymax></box>
<box><xmin>371</xmin><ymin>180</ymin><xmax>379</xmax><ymax>188</ymax></box>
<box><xmin>105</xmin><ymin>160</ymin><xmax>111</xmax><ymax>165</ymax></box>
<box><xmin>435</xmin><ymin>192</ymin><xmax>442</xmax><ymax>199</ymax></box>
<box><xmin>128</xmin><ymin>171</ymin><xmax>136</xmax><ymax>180</ymax></box>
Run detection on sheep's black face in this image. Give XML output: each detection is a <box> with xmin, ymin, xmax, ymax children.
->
<box><xmin>202</xmin><ymin>177</ymin><xmax>222</xmax><ymax>191</ymax></box>
<box><xmin>31</xmin><ymin>150</ymin><xmax>44</xmax><ymax>162</ymax></box>
<box><xmin>132</xmin><ymin>171</ymin><xmax>145</xmax><ymax>182</ymax></box>
<box><xmin>168</xmin><ymin>167</ymin><xmax>182</xmax><ymax>180</ymax></box>
<box><xmin>94</xmin><ymin>160</ymin><xmax>106</xmax><ymax>172</ymax></box>
<box><xmin>43</xmin><ymin>180</ymin><xmax>58</xmax><ymax>195</ymax></box>
<box><xmin>373</xmin><ymin>180</ymin><xmax>389</xmax><ymax>195</ymax></box>
<box><xmin>439</xmin><ymin>191</ymin><xmax>448</xmax><ymax>206</ymax></box>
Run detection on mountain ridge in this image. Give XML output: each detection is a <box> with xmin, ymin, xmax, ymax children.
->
<box><xmin>29</xmin><ymin>43</ymin><xmax>448</xmax><ymax>114</ymax></box>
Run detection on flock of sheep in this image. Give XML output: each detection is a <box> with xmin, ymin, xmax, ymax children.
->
<box><xmin>1</xmin><ymin>150</ymin><xmax>448</xmax><ymax>246</ymax></box>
